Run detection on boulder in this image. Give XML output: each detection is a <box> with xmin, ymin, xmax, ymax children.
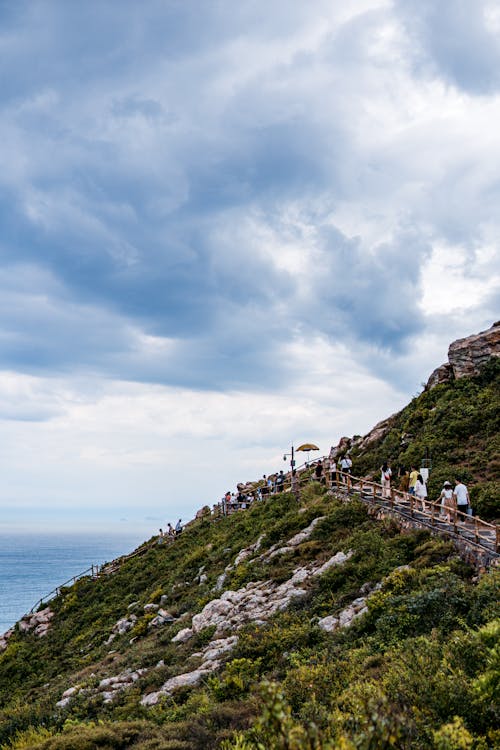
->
<box><xmin>426</xmin><ymin>321</ymin><xmax>500</xmax><ymax>389</ymax></box>
<box><xmin>171</xmin><ymin>627</ymin><xmax>193</xmax><ymax>643</ymax></box>
<box><xmin>317</xmin><ymin>615</ymin><xmax>339</xmax><ymax>632</ymax></box>
<box><xmin>426</xmin><ymin>363</ymin><xmax>454</xmax><ymax>389</ymax></box>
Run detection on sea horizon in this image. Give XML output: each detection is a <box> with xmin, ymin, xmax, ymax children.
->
<box><xmin>0</xmin><ymin>531</ymin><xmax>147</xmax><ymax>634</ymax></box>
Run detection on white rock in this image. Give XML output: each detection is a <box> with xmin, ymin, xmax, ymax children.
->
<box><xmin>201</xmin><ymin>636</ymin><xmax>238</xmax><ymax>662</ymax></box>
<box><xmin>268</xmin><ymin>546</ymin><xmax>295</xmax><ymax>558</ymax></box>
<box><xmin>191</xmin><ymin>599</ymin><xmax>233</xmax><ymax>633</ymax></box>
<box><xmin>285</xmin><ymin>517</ymin><xmax>326</xmax><ymax>547</ymax></box>
<box><xmin>61</xmin><ymin>686</ymin><xmax>80</xmax><ymax>699</ymax></box>
<box><xmin>171</xmin><ymin>627</ymin><xmax>193</xmax><ymax>643</ymax></box>
<box><xmin>318</xmin><ymin>616</ymin><xmax>339</xmax><ymax>632</ymax></box>
<box><xmin>34</xmin><ymin>623</ymin><xmax>50</xmax><ymax>637</ymax></box>
<box><xmin>313</xmin><ymin>550</ymin><xmax>353</xmax><ymax>577</ymax></box>
<box><xmin>144</xmin><ymin>603</ymin><xmax>159</xmax><ymax>612</ymax></box>
<box><xmin>56</xmin><ymin>697</ymin><xmax>72</xmax><ymax>709</ymax></box>
<box><xmin>213</xmin><ymin>573</ymin><xmax>227</xmax><ymax>592</ymax></box>
<box><xmin>141</xmin><ymin>691</ymin><xmax>161</xmax><ymax>706</ymax></box>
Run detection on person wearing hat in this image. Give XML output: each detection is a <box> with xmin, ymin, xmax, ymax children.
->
<box><xmin>437</xmin><ymin>481</ymin><xmax>455</xmax><ymax>523</ymax></box>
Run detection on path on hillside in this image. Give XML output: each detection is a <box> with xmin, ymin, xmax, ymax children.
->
<box><xmin>337</xmin><ymin>473</ymin><xmax>498</xmax><ymax>560</ymax></box>
<box><xmin>25</xmin><ymin>461</ymin><xmax>498</xmax><ymax>619</ymax></box>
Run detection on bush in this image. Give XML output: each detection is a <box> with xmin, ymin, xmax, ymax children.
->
<box><xmin>469</xmin><ymin>482</ymin><xmax>500</xmax><ymax>521</ymax></box>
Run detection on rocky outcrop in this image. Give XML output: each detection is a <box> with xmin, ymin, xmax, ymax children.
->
<box><xmin>168</xmin><ymin>549</ymin><xmax>353</xmax><ymax>644</ymax></box>
<box><xmin>356</xmin><ymin>415</ymin><xmax>396</xmax><ymax>453</ymax></box>
<box><xmin>426</xmin><ymin>363</ymin><xmax>454</xmax><ymax>389</ymax></box>
<box><xmin>426</xmin><ymin>321</ymin><xmax>500</xmax><ymax>389</ymax></box>
<box><xmin>141</xmin><ymin>636</ymin><xmax>238</xmax><ymax>706</ymax></box>
<box><xmin>0</xmin><ymin>628</ymin><xmax>14</xmax><ymax>652</ymax></box>
<box><xmin>18</xmin><ymin>607</ymin><xmax>54</xmax><ymax>638</ymax></box>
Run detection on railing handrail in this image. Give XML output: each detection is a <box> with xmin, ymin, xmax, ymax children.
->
<box><xmin>29</xmin><ymin>564</ymin><xmax>100</xmax><ymax>614</ymax></box>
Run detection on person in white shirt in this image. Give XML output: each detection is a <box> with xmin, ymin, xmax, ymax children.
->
<box><xmin>380</xmin><ymin>461</ymin><xmax>392</xmax><ymax>498</ymax></box>
<box><xmin>453</xmin><ymin>480</ymin><xmax>470</xmax><ymax>522</ymax></box>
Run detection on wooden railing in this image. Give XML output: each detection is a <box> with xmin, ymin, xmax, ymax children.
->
<box><xmin>29</xmin><ymin>564</ymin><xmax>101</xmax><ymax>613</ymax></box>
<box><xmin>345</xmin><ymin>472</ymin><xmax>499</xmax><ymax>555</ymax></box>
<box><xmin>220</xmin><ymin>458</ymin><xmax>499</xmax><ymax>557</ymax></box>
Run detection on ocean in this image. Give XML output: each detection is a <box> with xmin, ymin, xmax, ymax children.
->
<box><xmin>0</xmin><ymin>532</ymin><xmax>146</xmax><ymax>634</ymax></box>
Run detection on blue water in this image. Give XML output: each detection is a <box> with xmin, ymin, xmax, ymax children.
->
<box><xmin>0</xmin><ymin>532</ymin><xmax>146</xmax><ymax>634</ymax></box>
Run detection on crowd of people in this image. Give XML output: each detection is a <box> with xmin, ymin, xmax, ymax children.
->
<box><xmin>217</xmin><ymin>452</ymin><xmax>473</xmax><ymax>526</ymax></box>
<box><xmin>158</xmin><ymin>451</ymin><xmax>474</xmax><ymax>544</ymax></box>
<box><xmin>378</xmin><ymin>461</ymin><xmax>472</xmax><ymax>522</ymax></box>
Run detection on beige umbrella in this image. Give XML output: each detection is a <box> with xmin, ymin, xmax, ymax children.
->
<box><xmin>296</xmin><ymin>443</ymin><xmax>320</xmax><ymax>464</ymax></box>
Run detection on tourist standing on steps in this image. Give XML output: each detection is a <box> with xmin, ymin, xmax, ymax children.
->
<box><xmin>437</xmin><ymin>481</ymin><xmax>455</xmax><ymax>523</ymax></box>
<box><xmin>453</xmin><ymin>479</ymin><xmax>470</xmax><ymax>521</ymax></box>
<box><xmin>314</xmin><ymin>460</ymin><xmax>324</xmax><ymax>483</ymax></box>
<box><xmin>414</xmin><ymin>473</ymin><xmax>428</xmax><ymax>512</ymax></box>
<box><xmin>275</xmin><ymin>470</ymin><xmax>285</xmax><ymax>493</ymax></box>
<box><xmin>408</xmin><ymin>466</ymin><xmax>418</xmax><ymax>495</ymax></box>
<box><xmin>175</xmin><ymin>519</ymin><xmax>183</xmax><ymax>535</ymax></box>
<box><xmin>380</xmin><ymin>461</ymin><xmax>392</xmax><ymax>498</ymax></box>
<box><xmin>340</xmin><ymin>454</ymin><xmax>352</xmax><ymax>488</ymax></box>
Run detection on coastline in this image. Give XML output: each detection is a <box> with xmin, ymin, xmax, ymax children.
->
<box><xmin>0</xmin><ymin>531</ymin><xmax>144</xmax><ymax>633</ymax></box>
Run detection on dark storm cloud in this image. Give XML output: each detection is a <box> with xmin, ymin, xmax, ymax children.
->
<box><xmin>0</xmin><ymin>1</ymin><xmax>497</xmax><ymax>392</ymax></box>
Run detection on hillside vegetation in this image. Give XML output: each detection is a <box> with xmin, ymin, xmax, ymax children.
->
<box><xmin>0</xmin><ymin>364</ymin><xmax>498</xmax><ymax>750</ymax></box>
<box><xmin>351</xmin><ymin>358</ymin><xmax>500</xmax><ymax>521</ymax></box>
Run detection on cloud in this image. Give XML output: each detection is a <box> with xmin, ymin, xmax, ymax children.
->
<box><xmin>395</xmin><ymin>0</ymin><xmax>500</xmax><ymax>94</ymax></box>
<box><xmin>0</xmin><ymin>1</ymin><xmax>498</xmax><ymax>533</ymax></box>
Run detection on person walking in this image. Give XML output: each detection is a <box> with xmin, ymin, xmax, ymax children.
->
<box><xmin>453</xmin><ymin>479</ymin><xmax>470</xmax><ymax>522</ymax></box>
<box><xmin>437</xmin><ymin>481</ymin><xmax>455</xmax><ymax>523</ymax></box>
<box><xmin>275</xmin><ymin>470</ymin><xmax>285</xmax><ymax>493</ymax></box>
<box><xmin>175</xmin><ymin>519</ymin><xmax>183</xmax><ymax>535</ymax></box>
<box><xmin>414</xmin><ymin>473</ymin><xmax>428</xmax><ymax>512</ymax></box>
<box><xmin>408</xmin><ymin>466</ymin><xmax>419</xmax><ymax>495</ymax></box>
<box><xmin>380</xmin><ymin>461</ymin><xmax>392</xmax><ymax>498</ymax></box>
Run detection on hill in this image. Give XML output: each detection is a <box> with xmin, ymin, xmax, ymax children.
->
<box><xmin>348</xmin><ymin>323</ymin><xmax>500</xmax><ymax>521</ymax></box>
<box><xmin>0</xmin><ymin>326</ymin><xmax>498</xmax><ymax>750</ymax></box>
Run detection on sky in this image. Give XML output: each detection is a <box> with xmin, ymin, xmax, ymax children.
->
<box><xmin>0</xmin><ymin>0</ymin><xmax>498</xmax><ymax>535</ymax></box>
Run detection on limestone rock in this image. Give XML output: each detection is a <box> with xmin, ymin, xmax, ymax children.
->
<box><xmin>426</xmin><ymin>363</ymin><xmax>454</xmax><ymax>389</ymax></box>
<box><xmin>0</xmin><ymin>628</ymin><xmax>14</xmax><ymax>652</ymax></box>
<box><xmin>357</xmin><ymin>416</ymin><xmax>396</xmax><ymax>452</ymax></box>
<box><xmin>171</xmin><ymin>627</ymin><xmax>193</xmax><ymax>643</ymax></box>
<box><xmin>149</xmin><ymin>609</ymin><xmax>176</xmax><ymax>628</ymax></box>
<box><xmin>141</xmin><ymin>665</ymin><xmax>214</xmax><ymax>706</ymax></box>
<box><xmin>173</xmin><ymin>550</ymin><xmax>352</xmax><ymax>639</ymax></box>
<box><xmin>313</xmin><ymin>550</ymin><xmax>353</xmax><ymax>576</ymax></box>
<box><xmin>317</xmin><ymin>615</ymin><xmax>339</xmax><ymax>632</ymax></box>
<box><xmin>426</xmin><ymin>321</ymin><xmax>500</xmax><ymax>389</ymax></box>
<box><xmin>448</xmin><ymin>321</ymin><xmax>499</xmax><ymax>379</ymax></box>
<box><xmin>113</xmin><ymin>615</ymin><xmax>137</xmax><ymax>635</ymax></box>
<box><xmin>18</xmin><ymin>608</ymin><xmax>54</xmax><ymax>637</ymax></box>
